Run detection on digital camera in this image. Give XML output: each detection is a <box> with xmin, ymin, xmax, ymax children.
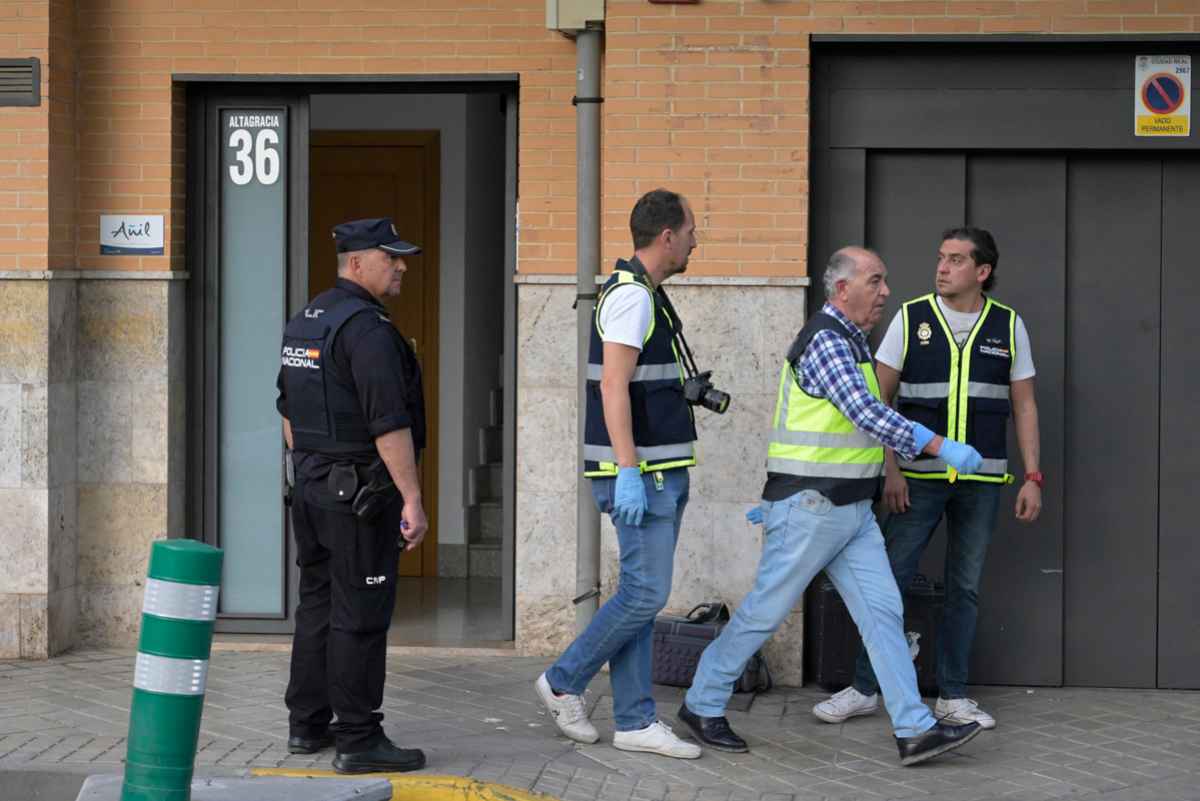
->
<box><xmin>683</xmin><ymin>370</ymin><xmax>730</xmax><ymax>414</ymax></box>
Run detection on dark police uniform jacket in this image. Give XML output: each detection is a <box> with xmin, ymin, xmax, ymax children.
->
<box><xmin>276</xmin><ymin>279</ymin><xmax>425</xmax><ymax>490</ymax></box>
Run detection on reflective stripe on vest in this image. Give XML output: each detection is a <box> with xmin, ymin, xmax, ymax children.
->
<box><xmin>583</xmin><ymin>442</ymin><xmax>695</xmax><ymax>463</ymax></box>
<box><xmin>765</xmin><ymin>360</ymin><xmax>884</xmax><ymax>480</ymax></box>
<box><xmin>586</xmin><ymin>363</ymin><xmax>681</xmax><ymax>382</ymax></box>
<box><xmin>896</xmin><ymin>294</ymin><xmax>1014</xmax><ymax>483</ymax></box>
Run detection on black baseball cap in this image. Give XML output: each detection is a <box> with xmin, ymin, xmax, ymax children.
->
<box><xmin>332</xmin><ymin>217</ymin><xmax>422</xmax><ymax>256</ymax></box>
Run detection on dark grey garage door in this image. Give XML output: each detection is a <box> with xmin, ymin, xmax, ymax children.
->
<box><xmin>810</xmin><ymin>41</ymin><xmax>1200</xmax><ymax>689</ymax></box>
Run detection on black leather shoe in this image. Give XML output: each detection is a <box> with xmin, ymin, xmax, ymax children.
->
<box><xmin>332</xmin><ymin>739</ymin><xmax>427</xmax><ymax>774</ymax></box>
<box><xmin>287</xmin><ymin>732</ymin><xmax>334</xmax><ymax>754</ymax></box>
<box><xmin>896</xmin><ymin>721</ymin><xmax>982</xmax><ymax>766</ymax></box>
<box><xmin>677</xmin><ymin>703</ymin><xmax>748</xmax><ymax>753</ymax></box>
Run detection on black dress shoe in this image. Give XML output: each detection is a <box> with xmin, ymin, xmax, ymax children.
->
<box><xmin>287</xmin><ymin>732</ymin><xmax>335</xmax><ymax>754</ymax></box>
<box><xmin>896</xmin><ymin>721</ymin><xmax>982</xmax><ymax>766</ymax></box>
<box><xmin>677</xmin><ymin>703</ymin><xmax>748</xmax><ymax>753</ymax></box>
<box><xmin>333</xmin><ymin>738</ymin><xmax>427</xmax><ymax>774</ymax></box>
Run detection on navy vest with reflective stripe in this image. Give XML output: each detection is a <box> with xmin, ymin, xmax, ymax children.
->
<box><xmin>896</xmin><ymin>295</ymin><xmax>1015</xmax><ymax>480</ymax></box>
<box><xmin>582</xmin><ymin>258</ymin><xmax>697</xmax><ymax>476</ymax></box>
<box><xmin>281</xmin><ymin>286</ymin><xmax>378</xmax><ymax>454</ymax></box>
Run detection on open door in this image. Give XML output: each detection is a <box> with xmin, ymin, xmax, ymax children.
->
<box><xmin>308</xmin><ymin>130</ymin><xmax>441</xmax><ymax>578</ymax></box>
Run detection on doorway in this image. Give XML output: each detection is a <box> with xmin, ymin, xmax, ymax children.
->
<box><xmin>309</xmin><ymin>130</ymin><xmax>441</xmax><ymax>579</ymax></box>
<box><xmin>186</xmin><ymin>83</ymin><xmax>519</xmax><ymax>645</ymax></box>
<box><xmin>808</xmin><ymin>41</ymin><xmax>1200</xmax><ymax>688</ymax></box>
<box><xmin>306</xmin><ymin>92</ymin><xmax>515</xmax><ymax>646</ymax></box>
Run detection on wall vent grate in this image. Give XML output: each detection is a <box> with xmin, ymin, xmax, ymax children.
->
<box><xmin>0</xmin><ymin>58</ymin><xmax>40</xmax><ymax>107</ymax></box>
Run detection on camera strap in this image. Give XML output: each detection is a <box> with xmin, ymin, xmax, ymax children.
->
<box><xmin>656</xmin><ymin>286</ymin><xmax>702</xmax><ymax>379</ymax></box>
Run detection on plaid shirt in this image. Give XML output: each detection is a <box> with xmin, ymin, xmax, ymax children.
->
<box><xmin>795</xmin><ymin>303</ymin><xmax>919</xmax><ymax>461</ymax></box>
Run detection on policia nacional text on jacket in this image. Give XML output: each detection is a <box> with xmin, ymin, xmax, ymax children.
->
<box><xmin>275</xmin><ymin>217</ymin><xmax>428</xmax><ymax>774</ymax></box>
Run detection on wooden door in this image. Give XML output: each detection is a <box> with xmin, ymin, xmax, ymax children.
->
<box><xmin>309</xmin><ymin>131</ymin><xmax>440</xmax><ymax>578</ymax></box>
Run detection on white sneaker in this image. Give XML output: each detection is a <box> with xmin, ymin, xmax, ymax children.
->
<box><xmin>613</xmin><ymin>721</ymin><xmax>701</xmax><ymax>759</ymax></box>
<box><xmin>535</xmin><ymin>673</ymin><xmax>599</xmax><ymax>743</ymax></box>
<box><xmin>935</xmin><ymin>697</ymin><xmax>996</xmax><ymax>729</ymax></box>
<box><xmin>812</xmin><ymin>686</ymin><xmax>880</xmax><ymax>723</ymax></box>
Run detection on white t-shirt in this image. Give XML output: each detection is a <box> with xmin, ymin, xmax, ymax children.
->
<box><xmin>875</xmin><ymin>296</ymin><xmax>1036</xmax><ymax>381</ymax></box>
<box><xmin>598</xmin><ymin>283</ymin><xmax>653</xmax><ymax>349</ymax></box>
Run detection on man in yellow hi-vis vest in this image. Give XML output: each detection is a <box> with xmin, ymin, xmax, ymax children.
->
<box><xmin>815</xmin><ymin>227</ymin><xmax>1042</xmax><ymax>731</ymax></box>
<box><xmin>678</xmin><ymin>247</ymin><xmax>988</xmax><ymax>766</ymax></box>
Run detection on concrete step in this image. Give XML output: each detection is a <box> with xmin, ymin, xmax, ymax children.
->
<box><xmin>468</xmin><ymin>462</ymin><xmax>502</xmax><ymax>506</ymax></box>
<box><xmin>77</xmin><ymin>775</ymin><xmax>392</xmax><ymax>801</ymax></box>
<box><xmin>478</xmin><ymin>425</ymin><xmax>503</xmax><ymax>465</ymax></box>
<box><xmin>469</xmin><ymin>542</ymin><xmax>501</xmax><ymax>578</ymax></box>
<box><xmin>468</xmin><ymin>500</ymin><xmax>503</xmax><ymax>544</ymax></box>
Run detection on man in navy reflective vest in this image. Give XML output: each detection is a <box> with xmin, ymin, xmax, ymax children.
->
<box><xmin>815</xmin><ymin>227</ymin><xmax>1043</xmax><ymax>730</ymax></box>
<box><xmin>534</xmin><ymin>189</ymin><xmax>703</xmax><ymax>759</ymax></box>
<box><xmin>277</xmin><ymin>217</ymin><xmax>428</xmax><ymax>774</ymax></box>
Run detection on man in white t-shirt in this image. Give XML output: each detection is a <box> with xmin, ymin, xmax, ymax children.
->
<box><xmin>535</xmin><ymin>189</ymin><xmax>705</xmax><ymax>759</ymax></box>
<box><xmin>814</xmin><ymin>227</ymin><xmax>1043</xmax><ymax>731</ymax></box>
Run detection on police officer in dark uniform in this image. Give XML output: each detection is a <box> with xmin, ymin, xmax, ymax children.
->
<box><xmin>276</xmin><ymin>217</ymin><xmax>428</xmax><ymax>774</ymax></box>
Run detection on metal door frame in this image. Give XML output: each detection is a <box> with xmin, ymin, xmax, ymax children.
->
<box><xmin>184</xmin><ymin>77</ymin><xmax>520</xmax><ymax>637</ymax></box>
<box><xmin>808</xmin><ymin>37</ymin><xmax>1198</xmax><ymax>687</ymax></box>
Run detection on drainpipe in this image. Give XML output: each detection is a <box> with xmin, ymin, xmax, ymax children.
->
<box><xmin>573</xmin><ymin>26</ymin><xmax>603</xmax><ymax>632</ymax></box>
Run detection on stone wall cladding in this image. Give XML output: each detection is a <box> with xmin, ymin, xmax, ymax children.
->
<box><xmin>75</xmin><ymin>280</ymin><xmax>178</xmax><ymax>648</ymax></box>
<box><xmin>515</xmin><ymin>280</ymin><xmax>809</xmax><ymax>683</ymax></box>
<box><xmin>0</xmin><ymin>279</ymin><xmax>77</xmax><ymax>658</ymax></box>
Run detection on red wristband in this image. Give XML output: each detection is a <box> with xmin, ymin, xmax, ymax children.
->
<box><xmin>1024</xmin><ymin>471</ymin><xmax>1044</xmax><ymax>488</ymax></box>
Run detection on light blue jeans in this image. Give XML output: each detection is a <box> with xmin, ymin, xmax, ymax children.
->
<box><xmin>685</xmin><ymin>490</ymin><xmax>936</xmax><ymax>738</ymax></box>
<box><xmin>545</xmin><ymin>469</ymin><xmax>688</xmax><ymax>732</ymax></box>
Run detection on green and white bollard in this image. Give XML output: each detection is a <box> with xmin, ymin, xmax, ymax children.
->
<box><xmin>121</xmin><ymin>539</ymin><xmax>223</xmax><ymax>801</ymax></box>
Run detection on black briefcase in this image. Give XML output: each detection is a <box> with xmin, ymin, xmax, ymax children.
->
<box><xmin>651</xmin><ymin>603</ymin><xmax>773</xmax><ymax>694</ymax></box>
<box><xmin>805</xmin><ymin>572</ymin><xmax>942</xmax><ymax>697</ymax></box>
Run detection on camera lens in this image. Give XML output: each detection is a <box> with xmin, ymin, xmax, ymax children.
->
<box><xmin>703</xmin><ymin>389</ymin><xmax>730</xmax><ymax>414</ymax></box>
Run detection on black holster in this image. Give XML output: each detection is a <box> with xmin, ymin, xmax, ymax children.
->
<box><xmin>350</xmin><ymin>458</ymin><xmax>400</xmax><ymax>521</ymax></box>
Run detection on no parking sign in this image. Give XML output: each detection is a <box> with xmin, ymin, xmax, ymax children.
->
<box><xmin>1135</xmin><ymin>55</ymin><xmax>1190</xmax><ymax>137</ymax></box>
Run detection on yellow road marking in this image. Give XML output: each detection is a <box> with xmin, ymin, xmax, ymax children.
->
<box><xmin>250</xmin><ymin>768</ymin><xmax>559</xmax><ymax>801</ymax></box>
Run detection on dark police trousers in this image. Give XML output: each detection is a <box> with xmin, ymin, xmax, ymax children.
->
<box><xmin>285</xmin><ymin>478</ymin><xmax>402</xmax><ymax>753</ymax></box>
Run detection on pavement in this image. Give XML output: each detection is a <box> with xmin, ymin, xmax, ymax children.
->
<box><xmin>0</xmin><ymin>647</ymin><xmax>1198</xmax><ymax>801</ymax></box>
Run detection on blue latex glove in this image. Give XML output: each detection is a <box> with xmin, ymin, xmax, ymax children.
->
<box><xmin>911</xmin><ymin>422</ymin><xmax>936</xmax><ymax>453</ymax></box>
<box><xmin>939</xmin><ymin>438</ymin><xmax>983</xmax><ymax>475</ymax></box>
<box><xmin>746</xmin><ymin>505</ymin><xmax>764</xmax><ymax>525</ymax></box>
<box><xmin>613</xmin><ymin>467</ymin><xmax>648</xmax><ymax>526</ymax></box>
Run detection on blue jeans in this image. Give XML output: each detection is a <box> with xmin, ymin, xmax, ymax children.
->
<box><xmin>545</xmin><ymin>469</ymin><xmax>688</xmax><ymax>732</ymax></box>
<box><xmin>686</xmin><ymin>491</ymin><xmax>935</xmax><ymax>738</ymax></box>
<box><xmin>852</xmin><ymin>478</ymin><xmax>1001</xmax><ymax>700</ymax></box>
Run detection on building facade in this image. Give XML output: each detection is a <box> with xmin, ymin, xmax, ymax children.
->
<box><xmin>1</xmin><ymin>0</ymin><xmax>1197</xmax><ymax>689</ymax></box>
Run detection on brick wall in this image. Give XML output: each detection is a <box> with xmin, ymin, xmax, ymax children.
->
<box><xmin>604</xmin><ymin>0</ymin><xmax>810</xmax><ymax>277</ymax></box>
<box><xmin>48</xmin><ymin>0</ymin><xmax>75</xmax><ymax>270</ymax></box>
<box><xmin>71</xmin><ymin>0</ymin><xmax>577</xmax><ymax>273</ymax></box>
<box><xmin>601</xmin><ymin>0</ymin><xmax>1198</xmax><ymax>278</ymax></box>
<box><xmin>0</xmin><ymin>0</ymin><xmax>49</xmax><ymax>271</ymax></box>
<box><xmin>7</xmin><ymin>1</ymin><xmax>1197</xmax><ymax>275</ymax></box>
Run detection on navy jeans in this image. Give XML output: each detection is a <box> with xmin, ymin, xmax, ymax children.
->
<box><xmin>545</xmin><ymin>469</ymin><xmax>688</xmax><ymax>731</ymax></box>
<box><xmin>852</xmin><ymin>478</ymin><xmax>1001</xmax><ymax>700</ymax></box>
